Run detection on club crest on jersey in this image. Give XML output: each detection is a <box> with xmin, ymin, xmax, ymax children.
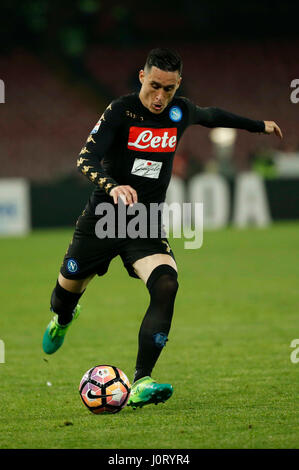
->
<box><xmin>127</xmin><ymin>127</ymin><xmax>177</xmax><ymax>152</ymax></box>
<box><xmin>169</xmin><ymin>106</ymin><xmax>182</xmax><ymax>122</ymax></box>
<box><xmin>67</xmin><ymin>258</ymin><xmax>79</xmax><ymax>274</ymax></box>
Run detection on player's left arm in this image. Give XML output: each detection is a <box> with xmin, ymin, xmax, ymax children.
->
<box><xmin>263</xmin><ymin>120</ymin><xmax>283</xmax><ymax>139</ymax></box>
<box><xmin>184</xmin><ymin>99</ymin><xmax>283</xmax><ymax>138</ymax></box>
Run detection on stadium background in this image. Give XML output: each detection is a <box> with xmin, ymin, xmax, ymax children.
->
<box><xmin>1</xmin><ymin>0</ymin><xmax>299</xmax><ymax>230</ymax></box>
<box><xmin>1</xmin><ymin>0</ymin><xmax>299</xmax><ymax>452</ymax></box>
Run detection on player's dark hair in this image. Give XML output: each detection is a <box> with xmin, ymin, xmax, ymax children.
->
<box><xmin>144</xmin><ymin>48</ymin><xmax>182</xmax><ymax>75</ymax></box>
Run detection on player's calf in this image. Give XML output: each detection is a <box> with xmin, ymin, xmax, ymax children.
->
<box><xmin>42</xmin><ymin>280</ymin><xmax>84</xmax><ymax>354</ymax></box>
<box><xmin>50</xmin><ymin>280</ymin><xmax>84</xmax><ymax>325</ymax></box>
<box><xmin>134</xmin><ymin>264</ymin><xmax>179</xmax><ymax>382</ymax></box>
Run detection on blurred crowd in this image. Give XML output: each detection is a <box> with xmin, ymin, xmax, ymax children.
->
<box><xmin>1</xmin><ymin>0</ymin><xmax>299</xmax><ymax>183</ymax></box>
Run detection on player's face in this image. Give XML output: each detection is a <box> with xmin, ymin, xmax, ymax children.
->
<box><xmin>139</xmin><ymin>66</ymin><xmax>182</xmax><ymax>114</ymax></box>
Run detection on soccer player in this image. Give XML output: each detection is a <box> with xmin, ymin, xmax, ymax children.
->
<box><xmin>42</xmin><ymin>48</ymin><xmax>282</xmax><ymax>409</ymax></box>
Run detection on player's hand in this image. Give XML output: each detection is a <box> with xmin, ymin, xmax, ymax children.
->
<box><xmin>263</xmin><ymin>121</ymin><xmax>283</xmax><ymax>139</ymax></box>
<box><xmin>110</xmin><ymin>185</ymin><xmax>138</xmax><ymax>206</ymax></box>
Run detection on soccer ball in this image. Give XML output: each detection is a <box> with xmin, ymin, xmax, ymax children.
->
<box><xmin>79</xmin><ymin>365</ymin><xmax>131</xmax><ymax>414</ymax></box>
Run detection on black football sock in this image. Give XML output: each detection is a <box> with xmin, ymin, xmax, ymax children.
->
<box><xmin>50</xmin><ymin>280</ymin><xmax>84</xmax><ymax>325</ymax></box>
<box><xmin>134</xmin><ymin>265</ymin><xmax>179</xmax><ymax>383</ymax></box>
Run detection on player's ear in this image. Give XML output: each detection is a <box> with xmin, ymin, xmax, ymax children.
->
<box><xmin>139</xmin><ymin>70</ymin><xmax>145</xmax><ymax>85</ymax></box>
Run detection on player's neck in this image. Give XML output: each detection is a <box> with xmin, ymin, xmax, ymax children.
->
<box><xmin>138</xmin><ymin>91</ymin><xmax>150</xmax><ymax>113</ymax></box>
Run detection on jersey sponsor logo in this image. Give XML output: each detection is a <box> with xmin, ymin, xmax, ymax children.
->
<box><xmin>131</xmin><ymin>158</ymin><xmax>162</xmax><ymax>179</ymax></box>
<box><xmin>169</xmin><ymin>106</ymin><xmax>182</xmax><ymax>122</ymax></box>
<box><xmin>67</xmin><ymin>258</ymin><xmax>78</xmax><ymax>273</ymax></box>
<box><xmin>127</xmin><ymin>127</ymin><xmax>177</xmax><ymax>152</ymax></box>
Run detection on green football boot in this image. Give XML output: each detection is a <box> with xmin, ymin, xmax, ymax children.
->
<box><xmin>42</xmin><ymin>305</ymin><xmax>81</xmax><ymax>354</ymax></box>
<box><xmin>127</xmin><ymin>376</ymin><xmax>173</xmax><ymax>409</ymax></box>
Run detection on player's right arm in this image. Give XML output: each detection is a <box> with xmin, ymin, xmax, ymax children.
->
<box><xmin>109</xmin><ymin>185</ymin><xmax>138</xmax><ymax>206</ymax></box>
<box><xmin>77</xmin><ymin>100</ymin><xmax>137</xmax><ymax>205</ymax></box>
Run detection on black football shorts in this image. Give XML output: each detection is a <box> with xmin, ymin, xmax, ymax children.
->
<box><xmin>60</xmin><ymin>213</ymin><xmax>175</xmax><ymax>280</ymax></box>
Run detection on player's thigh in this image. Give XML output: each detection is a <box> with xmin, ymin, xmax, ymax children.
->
<box><xmin>132</xmin><ymin>253</ymin><xmax>177</xmax><ymax>285</ymax></box>
<box><xmin>58</xmin><ymin>272</ymin><xmax>96</xmax><ymax>294</ymax></box>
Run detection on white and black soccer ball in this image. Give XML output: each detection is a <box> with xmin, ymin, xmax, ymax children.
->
<box><xmin>79</xmin><ymin>365</ymin><xmax>131</xmax><ymax>414</ymax></box>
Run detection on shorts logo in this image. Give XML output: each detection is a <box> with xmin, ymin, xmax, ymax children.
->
<box><xmin>127</xmin><ymin>127</ymin><xmax>177</xmax><ymax>152</ymax></box>
<box><xmin>67</xmin><ymin>258</ymin><xmax>78</xmax><ymax>273</ymax></box>
<box><xmin>169</xmin><ymin>106</ymin><xmax>182</xmax><ymax>122</ymax></box>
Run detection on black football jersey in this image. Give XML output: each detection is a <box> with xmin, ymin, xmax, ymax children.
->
<box><xmin>77</xmin><ymin>92</ymin><xmax>265</xmax><ymax>211</ymax></box>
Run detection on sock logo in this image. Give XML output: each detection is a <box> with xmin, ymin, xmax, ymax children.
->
<box><xmin>153</xmin><ymin>332</ymin><xmax>168</xmax><ymax>349</ymax></box>
<box><xmin>67</xmin><ymin>258</ymin><xmax>79</xmax><ymax>273</ymax></box>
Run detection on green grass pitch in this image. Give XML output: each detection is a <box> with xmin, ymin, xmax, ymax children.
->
<box><xmin>0</xmin><ymin>222</ymin><xmax>299</xmax><ymax>449</ymax></box>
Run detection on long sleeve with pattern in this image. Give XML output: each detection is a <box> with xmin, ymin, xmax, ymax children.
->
<box><xmin>77</xmin><ymin>101</ymin><xmax>123</xmax><ymax>195</ymax></box>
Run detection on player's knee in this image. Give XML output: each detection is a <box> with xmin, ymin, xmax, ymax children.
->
<box><xmin>156</xmin><ymin>273</ymin><xmax>179</xmax><ymax>299</ymax></box>
<box><xmin>146</xmin><ymin>264</ymin><xmax>179</xmax><ymax>298</ymax></box>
